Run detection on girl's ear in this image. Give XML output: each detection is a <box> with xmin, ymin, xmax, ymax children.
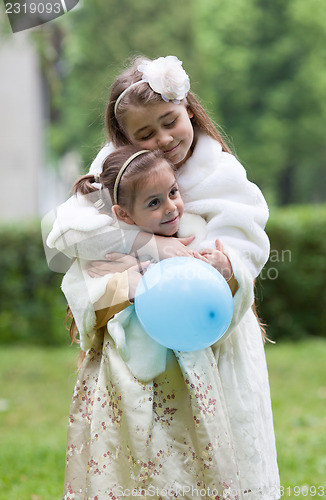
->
<box><xmin>112</xmin><ymin>204</ymin><xmax>135</xmax><ymax>225</ymax></box>
<box><xmin>187</xmin><ymin>107</ymin><xmax>194</xmax><ymax>119</ymax></box>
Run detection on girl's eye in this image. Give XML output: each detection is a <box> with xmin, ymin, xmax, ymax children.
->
<box><xmin>170</xmin><ymin>187</ymin><xmax>179</xmax><ymax>197</ymax></box>
<box><xmin>148</xmin><ymin>198</ymin><xmax>160</xmax><ymax>208</ymax></box>
<box><xmin>140</xmin><ymin>131</ymin><xmax>153</xmax><ymax>141</ymax></box>
<box><xmin>165</xmin><ymin>119</ymin><xmax>177</xmax><ymax>128</ymax></box>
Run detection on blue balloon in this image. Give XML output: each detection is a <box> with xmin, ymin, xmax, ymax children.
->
<box><xmin>134</xmin><ymin>257</ymin><xmax>233</xmax><ymax>351</ymax></box>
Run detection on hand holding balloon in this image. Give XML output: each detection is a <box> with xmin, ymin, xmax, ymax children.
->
<box><xmin>199</xmin><ymin>239</ymin><xmax>233</xmax><ymax>280</ymax></box>
<box><xmin>134</xmin><ymin>257</ymin><xmax>234</xmax><ymax>351</ymax></box>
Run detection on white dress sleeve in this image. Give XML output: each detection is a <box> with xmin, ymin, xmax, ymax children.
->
<box><xmin>176</xmin><ymin>135</ymin><xmax>270</xmax><ymax>278</ymax></box>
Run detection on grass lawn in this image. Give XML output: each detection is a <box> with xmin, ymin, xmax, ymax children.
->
<box><xmin>0</xmin><ymin>345</ymin><xmax>80</xmax><ymax>500</ymax></box>
<box><xmin>0</xmin><ymin>338</ymin><xmax>325</xmax><ymax>499</ymax></box>
<box><xmin>265</xmin><ymin>338</ymin><xmax>326</xmax><ymax>497</ymax></box>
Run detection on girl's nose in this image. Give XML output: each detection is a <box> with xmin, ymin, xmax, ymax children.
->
<box><xmin>157</xmin><ymin>131</ymin><xmax>173</xmax><ymax>147</ymax></box>
<box><xmin>165</xmin><ymin>199</ymin><xmax>176</xmax><ymax>213</ymax></box>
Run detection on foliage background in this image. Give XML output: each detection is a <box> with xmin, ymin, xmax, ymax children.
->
<box><xmin>1</xmin><ymin>0</ymin><xmax>326</xmax><ymax>495</ymax></box>
<box><xmin>1</xmin><ymin>0</ymin><xmax>325</xmax><ymax>344</ymax></box>
<box><xmin>29</xmin><ymin>0</ymin><xmax>326</xmax><ymax>206</ymax></box>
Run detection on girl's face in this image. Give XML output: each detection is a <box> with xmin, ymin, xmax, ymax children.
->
<box><xmin>122</xmin><ymin>102</ymin><xmax>194</xmax><ymax>169</ymax></box>
<box><xmin>115</xmin><ymin>160</ymin><xmax>184</xmax><ymax>237</ymax></box>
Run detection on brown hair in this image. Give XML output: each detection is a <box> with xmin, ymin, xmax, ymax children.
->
<box><xmin>65</xmin><ymin>304</ymin><xmax>86</xmax><ymax>369</ymax></box>
<box><xmin>73</xmin><ymin>145</ymin><xmax>175</xmax><ymax>213</ymax></box>
<box><xmin>105</xmin><ymin>56</ymin><xmax>232</xmax><ymax>154</ymax></box>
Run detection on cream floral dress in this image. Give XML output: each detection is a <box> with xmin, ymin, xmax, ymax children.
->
<box><xmin>64</xmin><ymin>330</ymin><xmax>242</xmax><ymax>499</ymax></box>
<box><xmin>62</xmin><ymin>248</ymin><xmax>280</xmax><ymax>500</ymax></box>
<box><xmin>55</xmin><ymin>134</ymin><xmax>281</xmax><ymax>498</ymax></box>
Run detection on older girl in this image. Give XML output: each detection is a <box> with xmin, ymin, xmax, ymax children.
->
<box><xmin>48</xmin><ymin>56</ymin><xmax>280</xmax><ymax>499</ymax></box>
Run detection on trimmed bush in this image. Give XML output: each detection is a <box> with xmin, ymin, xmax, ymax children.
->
<box><xmin>0</xmin><ymin>221</ymin><xmax>67</xmax><ymax>345</ymax></box>
<box><xmin>256</xmin><ymin>204</ymin><xmax>326</xmax><ymax>341</ymax></box>
<box><xmin>0</xmin><ymin>205</ymin><xmax>325</xmax><ymax>345</ymax></box>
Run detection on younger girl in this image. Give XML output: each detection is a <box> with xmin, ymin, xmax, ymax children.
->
<box><xmin>47</xmin><ymin>56</ymin><xmax>280</xmax><ymax>499</ymax></box>
<box><xmin>63</xmin><ymin>146</ymin><xmax>239</xmax><ymax>499</ymax></box>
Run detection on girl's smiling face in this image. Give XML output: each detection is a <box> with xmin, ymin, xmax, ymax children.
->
<box><xmin>122</xmin><ymin>101</ymin><xmax>194</xmax><ymax>169</ymax></box>
<box><xmin>114</xmin><ymin>160</ymin><xmax>184</xmax><ymax>237</ymax></box>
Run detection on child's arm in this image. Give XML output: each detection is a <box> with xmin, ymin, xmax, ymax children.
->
<box><xmin>93</xmin><ymin>262</ymin><xmax>150</xmax><ymax>329</ymax></box>
<box><xmin>86</xmin><ymin>233</ymin><xmax>198</xmax><ymax>277</ymax></box>
<box><xmin>131</xmin><ymin>232</ymin><xmax>197</xmax><ymax>259</ymax></box>
<box><xmin>87</xmin><ymin>253</ymin><xmax>139</xmax><ymax>277</ymax></box>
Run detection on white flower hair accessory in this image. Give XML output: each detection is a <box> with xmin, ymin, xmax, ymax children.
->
<box><xmin>138</xmin><ymin>56</ymin><xmax>190</xmax><ymax>104</ymax></box>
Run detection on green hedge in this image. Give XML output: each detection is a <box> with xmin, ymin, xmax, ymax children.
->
<box><xmin>0</xmin><ymin>222</ymin><xmax>68</xmax><ymax>345</ymax></box>
<box><xmin>256</xmin><ymin>204</ymin><xmax>326</xmax><ymax>341</ymax></box>
<box><xmin>0</xmin><ymin>205</ymin><xmax>325</xmax><ymax>345</ymax></box>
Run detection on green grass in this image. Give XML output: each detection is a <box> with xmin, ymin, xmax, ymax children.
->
<box><xmin>0</xmin><ymin>339</ymin><xmax>325</xmax><ymax>499</ymax></box>
<box><xmin>265</xmin><ymin>338</ymin><xmax>326</xmax><ymax>497</ymax></box>
<box><xmin>0</xmin><ymin>345</ymin><xmax>80</xmax><ymax>500</ymax></box>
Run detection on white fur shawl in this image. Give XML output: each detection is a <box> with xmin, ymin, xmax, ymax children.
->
<box><xmin>175</xmin><ymin>134</ymin><xmax>270</xmax><ymax>277</ymax></box>
<box><xmin>46</xmin><ymin>135</ymin><xmax>269</xmax><ymax>278</ymax></box>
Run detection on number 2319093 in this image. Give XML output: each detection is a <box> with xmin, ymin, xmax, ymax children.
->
<box><xmin>5</xmin><ymin>2</ymin><xmax>62</xmax><ymax>14</ymax></box>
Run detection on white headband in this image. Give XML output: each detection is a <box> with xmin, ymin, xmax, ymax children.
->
<box><xmin>114</xmin><ymin>80</ymin><xmax>144</xmax><ymax>116</ymax></box>
<box><xmin>114</xmin><ymin>56</ymin><xmax>190</xmax><ymax>117</ymax></box>
<box><xmin>113</xmin><ymin>150</ymin><xmax>150</xmax><ymax>204</ymax></box>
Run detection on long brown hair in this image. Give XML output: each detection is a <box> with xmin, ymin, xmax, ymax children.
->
<box><xmin>65</xmin><ymin>303</ymin><xmax>86</xmax><ymax>369</ymax></box>
<box><xmin>104</xmin><ymin>56</ymin><xmax>232</xmax><ymax>154</ymax></box>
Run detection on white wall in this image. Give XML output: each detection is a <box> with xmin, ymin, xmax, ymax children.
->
<box><xmin>0</xmin><ymin>32</ymin><xmax>81</xmax><ymax>222</ymax></box>
<box><xmin>0</xmin><ymin>32</ymin><xmax>44</xmax><ymax>220</ymax></box>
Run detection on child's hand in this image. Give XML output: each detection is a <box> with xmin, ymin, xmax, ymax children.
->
<box><xmin>87</xmin><ymin>254</ymin><xmax>138</xmax><ymax>277</ymax></box>
<box><xmin>155</xmin><ymin>235</ymin><xmax>198</xmax><ymax>259</ymax></box>
<box><xmin>130</xmin><ymin>232</ymin><xmax>199</xmax><ymax>261</ymax></box>
<box><xmin>155</xmin><ymin>235</ymin><xmax>210</xmax><ymax>262</ymax></box>
<box><xmin>127</xmin><ymin>261</ymin><xmax>150</xmax><ymax>302</ymax></box>
<box><xmin>199</xmin><ymin>239</ymin><xmax>233</xmax><ymax>280</ymax></box>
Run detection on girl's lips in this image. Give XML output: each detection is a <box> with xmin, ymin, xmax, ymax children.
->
<box><xmin>164</xmin><ymin>143</ymin><xmax>180</xmax><ymax>154</ymax></box>
<box><xmin>161</xmin><ymin>215</ymin><xmax>179</xmax><ymax>225</ymax></box>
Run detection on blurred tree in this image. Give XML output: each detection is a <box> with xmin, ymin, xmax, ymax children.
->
<box><xmin>33</xmin><ymin>0</ymin><xmax>326</xmax><ymax>204</ymax></box>
<box><xmin>40</xmin><ymin>0</ymin><xmax>195</xmax><ymax>171</ymax></box>
<box><xmin>193</xmin><ymin>0</ymin><xmax>326</xmax><ymax>205</ymax></box>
